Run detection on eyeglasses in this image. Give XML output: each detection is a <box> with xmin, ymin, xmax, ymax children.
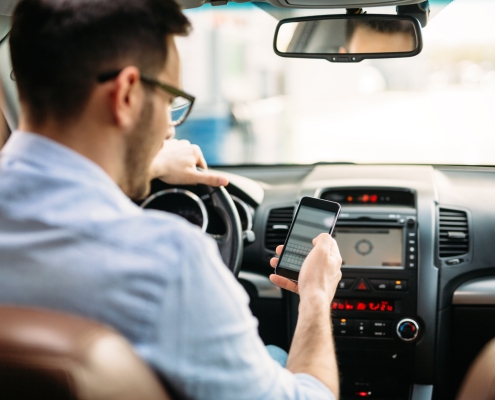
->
<box><xmin>97</xmin><ymin>70</ymin><xmax>195</xmax><ymax>127</ymax></box>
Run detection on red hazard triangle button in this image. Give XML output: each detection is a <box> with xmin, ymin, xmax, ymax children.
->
<box><xmin>356</xmin><ymin>280</ymin><xmax>369</xmax><ymax>291</ymax></box>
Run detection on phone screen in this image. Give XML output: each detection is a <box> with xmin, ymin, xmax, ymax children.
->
<box><xmin>278</xmin><ymin>205</ymin><xmax>338</xmax><ymax>273</ymax></box>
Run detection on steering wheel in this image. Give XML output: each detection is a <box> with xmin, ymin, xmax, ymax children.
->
<box><xmin>203</xmin><ymin>185</ymin><xmax>243</xmax><ymax>277</ymax></box>
<box><xmin>141</xmin><ymin>182</ymin><xmax>243</xmax><ymax>276</ymax></box>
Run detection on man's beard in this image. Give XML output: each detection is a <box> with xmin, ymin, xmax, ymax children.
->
<box><xmin>123</xmin><ymin>95</ymin><xmax>156</xmax><ymax>200</ymax></box>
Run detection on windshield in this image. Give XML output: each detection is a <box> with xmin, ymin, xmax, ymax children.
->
<box><xmin>175</xmin><ymin>0</ymin><xmax>495</xmax><ymax>166</ymax></box>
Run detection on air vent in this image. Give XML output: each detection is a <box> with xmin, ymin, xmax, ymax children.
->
<box><xmin>439</xmin><ymin>208</ymin><xmax>469</xmax><ymax>258</ymax></box>
<box><xmin>265</xmin><ymin>207</ymin><xmax>294</xmax><ymax>251</ymax></box>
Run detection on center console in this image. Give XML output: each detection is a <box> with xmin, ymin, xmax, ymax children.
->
<box><xmin>320</xmin><ymin>188</ymin><xmax>420</xmax><ymax>399</ymax></box>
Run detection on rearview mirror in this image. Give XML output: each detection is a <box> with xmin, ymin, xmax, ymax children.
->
<box><xmin>274</xmin><ymin>15</ymin><xmax>422</xmax><ymax>62</ymax></box>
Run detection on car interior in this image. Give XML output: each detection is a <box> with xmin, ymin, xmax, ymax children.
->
<box><xmin>1</xmin><ymin>0</ymin><xmax>495</xmax><ymax>399</ymax></box>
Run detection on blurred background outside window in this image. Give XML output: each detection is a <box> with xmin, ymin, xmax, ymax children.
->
<box><xmin>175</xmin><ymin>0</ymin><xmax>495</xmax><ymax>166</ymax></box>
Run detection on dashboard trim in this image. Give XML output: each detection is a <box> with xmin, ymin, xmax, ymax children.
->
<box><xmin>231</xmin><ymin>195</ymin><xmax>254</xmax><ymax>231</ymax></box>
<box><xmin>453</xmin><ymin>277</ymin><xmax>495</xmax><ymax>305</ymax></box>
<box><xmin>238</xmin><ymin>271</ymin><xmax>283</xmax><ymax>299</ymax></box>
<box><xmin>411</xmin><ymin>384</ymin><xmax>433</xmax><ymax>400</ymax></box>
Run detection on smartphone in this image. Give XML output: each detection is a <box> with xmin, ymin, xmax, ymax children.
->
<box><xmin>275</xmin><ymin>196</ymin><xmax>341</xmax><ymax>282</ymax></box>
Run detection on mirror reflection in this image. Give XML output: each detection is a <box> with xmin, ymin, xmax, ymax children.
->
<box><xmin>276</xmin><ymin>18</ymin><xmax>418</xmax><ymax>55</ymax></box>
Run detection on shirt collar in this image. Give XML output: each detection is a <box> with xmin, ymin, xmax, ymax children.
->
<box><xmin>1</xmin><ymin>130</ymin><xmax>141</xmax><ymax>215</ymax></box>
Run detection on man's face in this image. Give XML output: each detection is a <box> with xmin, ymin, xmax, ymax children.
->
<box><xmin>124</xmin><ymin>35</ymin><xmax>181</xmax><ymax>199</ymax></box>
<box><xmin>346</xmin><ymin>26</ymin><xmax>415</xmax><ymax>54</ymax></box>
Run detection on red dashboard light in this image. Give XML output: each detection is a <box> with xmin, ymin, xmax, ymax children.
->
<box><xmin>362</xmin><ymin>194</ymin><xmax>369</xmax><ymax>203</ymax></box>
<box><xmin>370</xmin><ymin>194</ymin><xmax>378</xmax><ymax>203</ymax></box>
<box><xmin>356</xmin><ymin>392</ymin><xmax>371</xmax><ymax>397</ymax></box>
<box><xmin>332</xmin><ymin>299</ymin><xmax>395</xmax><ymax>312</ymax></box>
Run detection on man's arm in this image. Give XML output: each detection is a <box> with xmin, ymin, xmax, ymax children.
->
<box><xmin>144</xmin><ymin>223</ymin><xmax>336</xmax><ymax>400</ymax></box>
<box><xmin>149</xmin><ymin>139</ymin><xmax>229</xmax><ymax>186</ymax></box>
<box><xmin>270</xmin><ymin>234</ymin><xmax>342</xmax><ymax>397</ymax></box>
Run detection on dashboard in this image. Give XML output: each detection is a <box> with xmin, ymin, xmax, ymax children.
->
<box><xmin>142</xmin><ymin>164</ymin><xmax>495</xmax><ymax>400</ymax></box>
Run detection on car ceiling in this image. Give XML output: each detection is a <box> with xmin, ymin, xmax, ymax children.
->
<box><xmin>0</xmin><ymin>0</ymin><xmax>453</xmax><ymax>14</ymax></box>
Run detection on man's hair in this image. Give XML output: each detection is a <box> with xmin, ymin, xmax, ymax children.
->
<box><xmin>10</xmin><ymin>0</ymin><xmax>190</xmax><ymax>125</ymax></box>
<box><xmin>345</xmin><ymin>19</ymin><xmax>415</xmax><ymax>48</ymax></box>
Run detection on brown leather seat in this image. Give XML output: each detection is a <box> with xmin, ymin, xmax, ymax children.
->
<box><xmin>456</xmin><ymin>338</ymin><xmax>495</xmax><ymax>400</ymax></box>
<box><xmin>0</xmin><ymin>306</ymin><xmax>171</xmax><ymax>400</ymax></box>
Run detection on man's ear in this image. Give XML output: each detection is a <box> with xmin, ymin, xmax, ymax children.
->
<box><xmin>111</xmin><ymin>66</ymin><xmax>143</xmax><ymax>131</ymax></box>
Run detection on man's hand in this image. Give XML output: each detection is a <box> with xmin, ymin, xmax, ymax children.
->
<box><xmin>268</xmin><ymin>234</ymin><xmax>342</xmax><ymax>397</ymax></box>
<box><xmin>269</xmin><ymin>233</ymin><xmax>342</xmax><ymax>302</ymax></box>
<box><xmin>149</xmin><ymin>139</ymin><xmax>229</xmax><ymax>186</ymax></box>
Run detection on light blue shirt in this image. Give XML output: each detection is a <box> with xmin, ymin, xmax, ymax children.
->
<box><xmin>0</xmin><ymin>131</ymin><xmax>335</xmax><ymax>400</ymax></box>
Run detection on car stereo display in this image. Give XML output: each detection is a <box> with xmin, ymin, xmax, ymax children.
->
<box><xmin>332</xmin><ymin>299</ymin><xmax>395</xmax><ymax>312</ymax></box>
<box><xmin>333</xmin><ymin>227</ymin><xmax>403</xmax><ymax>268</ymax></box>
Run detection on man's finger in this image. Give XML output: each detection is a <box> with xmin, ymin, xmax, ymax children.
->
<box><xmin>275</xmin><ymin>245</ymin><xmax>284</xmax><ymax>256</ymax></box>
<box><xmin>270</xmin><ymin>257</ymin><xmax>279</xmax><ymax>268</ymax></box>
<box><xmin>269</xmin><ymin>274</ymin><xmax>298</xmax><ymax>294</ymax></box>
<box><xmin>191</xmin><ymin>144</ymin><xmax>208</xmax><ymax>170</ymax></box>
<box><xmin>192</xmin><ymin>170</ymin><xmax>229</xmax><ymax>187</ymax></box>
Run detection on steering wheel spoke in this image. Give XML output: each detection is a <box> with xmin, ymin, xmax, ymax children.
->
<box><xmin>202</xmin><ymin>185</ymin><xmax>243</xmax><ymax>276</ymax></box>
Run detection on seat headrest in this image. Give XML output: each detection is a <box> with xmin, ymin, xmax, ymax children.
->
<box><xmin>0</xmin><ymin>306</ymin><xmax>170</xmax><ymax>400</ymax></box>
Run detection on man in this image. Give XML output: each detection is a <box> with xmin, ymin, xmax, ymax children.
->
<box><xmin>339</xmin><ymin>19</ymin><xmax>416</xmax><ymax>54</ymax></box>
<box><xmin>0</xmin><ymin>0</ymin><xmax>342</xmax><ymax>399</ymax></box>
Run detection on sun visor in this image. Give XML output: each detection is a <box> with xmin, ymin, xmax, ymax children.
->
<box><xmin>0</xmin><ymin>0</ymin><xmax>17</xmax><ymax>16</ymax></box>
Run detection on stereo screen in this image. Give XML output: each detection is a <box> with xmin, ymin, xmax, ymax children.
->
<box><xmin>333</xmin><ymin>227</ymin><xmax>402</xmax><ymax>268</ymax></box>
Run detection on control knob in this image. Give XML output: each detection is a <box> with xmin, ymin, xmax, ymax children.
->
<box><xmin>396</xmin><ymin>319</ymin><xmax>419</xmax><ymax>341</ymax></box>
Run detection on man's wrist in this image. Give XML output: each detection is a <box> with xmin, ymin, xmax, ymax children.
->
<box><xmin>149</xmin><ymin>162</ymin><xmax>165</xmax><ymax>181</ymax></box>
<box><xmin>298</xmin><ymin>292</ymin><xmax>332</xmax><ymax>315</ymax></box>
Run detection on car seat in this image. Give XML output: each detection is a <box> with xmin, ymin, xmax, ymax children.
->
<box><xmin>456</xmin><ymin>337</ymin><xmax>495</xmax><ymax>400</ymax></box>
<box><xmin>0</xmin><ymin>306</ymin><xmax>171</xmax><ymax>400</ymax></box>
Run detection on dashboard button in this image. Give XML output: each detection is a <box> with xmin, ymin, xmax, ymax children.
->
<box><xmin>392</xmin><ymin>280</ymin><xmax>408</xmax><ymax>291</ymax></box>
<box><xmin>338</xmin><ymin>278</ymin><xmax>355</xmax><ymax>290</ymax></box>
<box><xmin>371</xmin><ymin>320</ymin><xmax>391</xmax><ymax>337</ymax></box>
<box><xmin>396</xmin><ymin>319</ymin><xmax>420</xmax><ymax>341</ymax></box>
<box><xmin>333</xmin><ymin>318</ymin><xmax>354</xmax><ymax>336</ymax></box>
<box><xmin>355</xmin><ymin>320</ymin><xmax>370</xmax><ymax>336</ymax></box>
<box><xmin>356</xmin><ymin>279</ymin><xmax>369</xmax><ymax>291</ymax></box>
<box><xmin>371</xmin><ymin>320</ymin><xmax>390</xmax><ymax>329</ymax></box>
<box><xmin>370</xmin><ymin>280</ymin><xmax>390</xmax><ymax>291</ymax></box>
